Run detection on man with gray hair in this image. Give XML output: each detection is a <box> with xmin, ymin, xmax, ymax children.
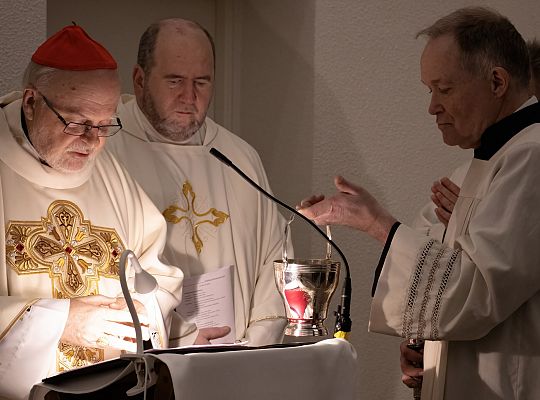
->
<box><xmin>299</xmin><ymin>7</ymin><xmax>540</xmax><ymax>399</ymax></box>
<box><xmin>108</xmin><ymin>18</ymin><xmax>288</xmax><ymax>346</ymax></box>
<box><xmin>401</xmin><ymin>34</ymin><xmax>540</xmax><ymax>399</ymax></box>
<box><xmin>0</xmin><ymin>25</ymin><xmax>185</xmax><ymax>399</ymax></box>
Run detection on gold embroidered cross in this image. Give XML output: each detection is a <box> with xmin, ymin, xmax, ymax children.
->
<box><xmin>6</xmin><ymin>200</ymin><xmax>125</xmax><ymax>371</ymax></box>
<box><xmin>163</xmin><ymin>181</ymin><xmax>229</xmax><ymax>253</ymax></box>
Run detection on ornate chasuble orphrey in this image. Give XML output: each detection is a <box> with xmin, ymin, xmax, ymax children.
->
<box><xmin>5</xmin><ymin>200</ymin><xmax>125</xmax><ymax>371</ymax></box>
<box><xmin>162</xmin><ymin>181</ymin><xmax>229</xmax><ymax>254</ymax></box>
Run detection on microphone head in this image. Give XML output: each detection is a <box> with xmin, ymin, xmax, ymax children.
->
<box><xmin>134</xmin><ymin>269</ymin><xmax>158</xmax><ymax>294</ymax></box>
<box><xmin>209</xmin><ymin>147</ymin><xmax>233</xmax><ymax>167</ymax></box>
<box><xmin>128</xmin><ymin>252</ymin><xmax>158</xmax><ymax>294</ymax></box>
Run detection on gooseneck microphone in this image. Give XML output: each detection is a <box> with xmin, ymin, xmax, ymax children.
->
<box><xmin>209</xmin><ymin>147</ymin><xmax>352</xmax><ymax>337</ymax></box>
<box><xmin>119</xmin><ymin>250</ymin><xmax>163</xmax><ymax>355</ymax></box>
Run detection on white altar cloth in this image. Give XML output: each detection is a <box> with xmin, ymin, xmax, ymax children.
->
<box><xmin>30</xmin><ymin>338</ymin><xmax>358</xmax><ymax>400</ymax></box>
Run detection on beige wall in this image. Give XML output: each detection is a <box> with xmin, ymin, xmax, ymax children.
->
<box><xmin>228</xmin><ymin>3</ymin><xmax>539</xmax><ymax>399</ymax></box>
<box><xmin>0</xmin><ymin>0</ymin><xmax>46</xmax><ymax>93</ymax></box>
<box><xmin>46</xmin><ymin>0</ymin><xmax>217</xmax><ymax>117</ymax></box>
<box><xmin>3</xmin><ymin>1</ymin><xmax>540</xmax><ymax>399</ymax></box>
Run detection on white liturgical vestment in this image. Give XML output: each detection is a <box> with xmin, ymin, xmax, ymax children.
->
<box><xmin>0</xmin><ymin>92</ymin><xmax>183</xmax><ymax>400</ymax></box>
<box><xmin>370</xmin><ymin>98</ymin><xmax>540</xmax><ymax>400</ymax></box>
<box><xmin>107</xmin><ymin>95</ymin><xmax>287</xmax><ymax>346</ymax></box>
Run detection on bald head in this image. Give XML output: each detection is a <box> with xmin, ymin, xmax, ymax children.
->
<box><xmin>137</xmin><ymin>18</ymin><xmax>215</xmax><ymax>75</ymax></box>
<box><xmin>133</xmin><ymin>18</ymin><xmax>215</xmax><ymax>142</ymax></box>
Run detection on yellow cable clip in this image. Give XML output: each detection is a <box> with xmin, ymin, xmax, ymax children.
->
<box><xmin>334</xmin><ymin>330</ymin><xmax>349</xmax><ymax>340</ymax></box>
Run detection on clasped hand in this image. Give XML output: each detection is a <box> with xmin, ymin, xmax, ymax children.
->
<box><xmin>400</xmin><ymin>340</ymin><xmax>424</xmax><ymax>389</ymax></box>
<box><xmin>61</xmin><ymin>295</ymin><xmax>150</xmax><ymax>352</ymax></box>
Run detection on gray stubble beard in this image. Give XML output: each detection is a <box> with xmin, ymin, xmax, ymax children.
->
<box><xmin>141</xmin><ymin>88</ymin><xmax>202</xmax><ymax>142</ymax></box>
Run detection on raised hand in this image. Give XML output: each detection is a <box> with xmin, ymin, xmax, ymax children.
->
<box><xmin>431</xmin><ymin>177</ymin><xmax>460</xmax><ymax>227</ymax></box>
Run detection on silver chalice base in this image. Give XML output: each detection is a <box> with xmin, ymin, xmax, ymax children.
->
<box><xmin>274</xmin><ymin>259</ymin><xmax>340</xmax><ymax>336</ymax></box>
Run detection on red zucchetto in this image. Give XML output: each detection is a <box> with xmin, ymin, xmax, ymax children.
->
<box><xmin>31</xmin><ymin>24</ymin><xmax>117</xmax><ymax>70</ymax></box>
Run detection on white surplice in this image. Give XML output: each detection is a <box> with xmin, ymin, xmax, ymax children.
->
<box><xmin>0</xmin><ymin>92</ymin><xmax>183</xmax><ymax>400</ymax></box>
<box><xmin>370</xmin><ymin>98</ymin><xmax>540</xmax><ymax>399</ymax></box>
<box><xmin>107</xmin><ymin>95</ymin><xmax>288</xmax><ymax>346</ymax></box>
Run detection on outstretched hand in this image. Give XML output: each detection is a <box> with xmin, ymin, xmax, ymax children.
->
<box><xmin>297</xmin><ymin>176</ymin><xmax>397</xmax><ymax>243</ymax></box>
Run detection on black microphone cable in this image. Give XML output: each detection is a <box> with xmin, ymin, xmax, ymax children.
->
<box><xmin>210</xmin><ymin>147</ymin><xmax>352</xmax><ymax>338</ymax></box>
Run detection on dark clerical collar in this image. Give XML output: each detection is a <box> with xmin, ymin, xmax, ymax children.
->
<box><xmin>474</xmin><ymin>101</ymin><xmax>540</xmax><ymax>160</ymax></box>
<box><xmin>20</xmin><ymin>106</ymin><xmax>51</xmax><ymax>167</ymax></box>
<box><xmin>20</xmin><ymin>106</ymin><xmax>32</xmax><ymax>145</ymax></box>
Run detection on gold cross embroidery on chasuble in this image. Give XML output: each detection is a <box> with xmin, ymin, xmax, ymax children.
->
<box><xmin>162</xmin><ymin>181</ymin><xmax>229</xmax><ymax>254</ymax></box>
<box><xmin>5</xmin><ymin>200</ymin><xmax>126</xmax><ymax>371</ymax></box>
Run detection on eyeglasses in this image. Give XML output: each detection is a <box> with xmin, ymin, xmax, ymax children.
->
<box><xmin>38</xmin><ymin>91</ymin><xmax>122</xmax><ymax>137</ymax></box>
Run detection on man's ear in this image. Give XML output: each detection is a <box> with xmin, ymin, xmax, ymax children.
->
<box><xmin>491</xmin><ymin>67</ymin><xmax>510</xmax><ymax>98</ymax></box>
<box><xmin>22</xmin><ymin>88</ymin><xmax>38</xmax><ymax>121</ymax></box>
<box><xmin>133</xmin><ymin>65</ymin><xmax>146</xmax><ymax>97</ymax></box>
